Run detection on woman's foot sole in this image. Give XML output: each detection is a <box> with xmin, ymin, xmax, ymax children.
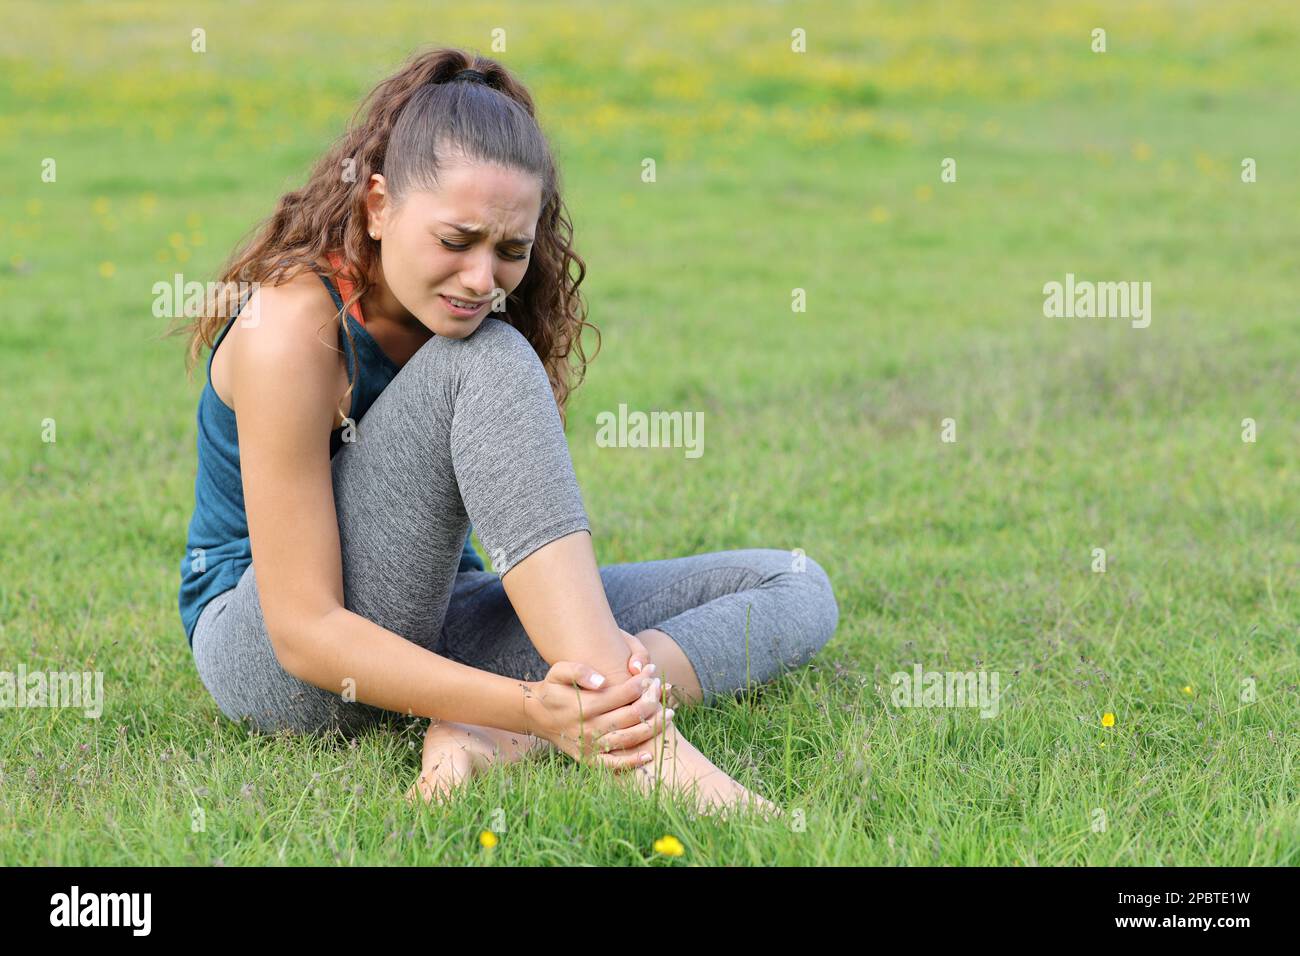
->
<box><xmin>405</xmin><ymin>720</ymin><xmax>546</xmax><ymax>807</ymax></box>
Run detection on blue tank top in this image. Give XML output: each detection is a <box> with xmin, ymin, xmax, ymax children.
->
<box><xmin>178</xmin><ymin>269</ymin><xmax>483</xmax><ymax>646</ymax></box>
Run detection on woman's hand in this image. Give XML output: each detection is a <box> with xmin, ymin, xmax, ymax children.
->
<box><xmin>619</xmin><ymin>628</ymin><xmax>651</xmax><ymax>676</ymax></box>
<box><xmin>522</xmin><ymin>661</ymin><xmax>672</xmax><ymax>770</ymax></box>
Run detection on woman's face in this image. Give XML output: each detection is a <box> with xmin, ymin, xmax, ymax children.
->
<box><xmin>365</xmin><ymin>159</ymin><xmax>542</xmax><ymax>339</ymax></box>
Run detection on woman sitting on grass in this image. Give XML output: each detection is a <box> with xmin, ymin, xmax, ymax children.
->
<box><xmin>175</xmin><ymin>47</ymin><xmax>838</xmax><ymax>816</ymax></box>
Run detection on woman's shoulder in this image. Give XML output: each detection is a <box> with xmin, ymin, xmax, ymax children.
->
<box><xmin>209</xmin><ymin>260</ymin><xmax>348</xmax><ymax>410</ymax></box>
<box><xmin>234</xmin><ymin>262</ymin><xmax>341</xmax><ymax>347</ymax></box>
<box><xmin>257</xmin><ymin>259</ymin><xmax>334</xmax><ymax>304</ymax></box>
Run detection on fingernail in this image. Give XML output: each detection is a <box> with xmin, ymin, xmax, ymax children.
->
<box><xmin>640</xmin><ymin>752</ymin><xmax>652</xmax><ymax>763</ymax></box>
<box><xmin>589</xmin><ymin>673</ymin><xmax>605</xmax><ymax>687</ymax></box>
<box><xmin>665</xmin><ymin>709</ymin><xmax>675</xmax><ymax>720</ymax></box>
<box><xmin>645</xmin><ymin>664</ymin><xmax>657</xmax><ymax>675</ymax></box>
<box><xmin>640</xmin><ymin>678</ymin><xmax>650</xmax><ymax>689</ymax></box>
<box><xmin>631</xmin><ymin>659</ymin><xmax>642</xmax><ymax>672</ymax></box>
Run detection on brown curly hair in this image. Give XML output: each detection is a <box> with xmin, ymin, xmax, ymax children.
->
<box><xmin>170</xmin><ymin>46</ymin><xmax>597</xmax><ymax>426</ymax></box>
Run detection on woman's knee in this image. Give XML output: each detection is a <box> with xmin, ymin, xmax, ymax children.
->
<box><xmin>399</xmin><ymin>316</ymin><xmax>541</xmax><ymax>395</ymax></box>
<box><xmin>748</xmin><ymin>547</ymin><xmax>839</xmax><ymax>647</ymax></box>
<box><xmin>402</xmin><ymin>318</ymin><xmax>551</xmax><ymax>422</ymax></box>
<box><xmin>452</xmin><ymin>317</ymin><xmax>546</xmax><ymax>386</ymax></box>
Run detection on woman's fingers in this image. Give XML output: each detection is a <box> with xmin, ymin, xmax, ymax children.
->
<box><xmin>545</xmin><ymin>660</ymin><xmax>610</xmax><ymax>690</ymax></box>
<box><xmin>619</xmin><ymin>628</ymin><xmax>651</xmax><ymax>675</ymax></box>
<box><xmin>596</xmin><ymin>745</ymin><xmax>657</xmax><ymax>771</ymax></box>
<box><xmin>603</xmin><ymin>668</ymin><xmax>658</xmax><ymax>710</ymax></box>
<box><xmin>586</xmin><ymin>673</ymin><xmax>661</xmax><ymax>738</ymax></box>
<box><xmin>571</xmin><ymin>680</ymin><xmax>660</xmax><ymax>752</ymax></box>
<box><xmin>590</xmin><ymin>677</ymin><xmax>669</xmax><ymax>749</ymax></box>
<box><xmin>575</xmin><ymin>677</ymin><xmax>660</xmax><ymax>744</ymax></box>
<box><xmin>548</xmin><ymin>662</ymin><xmax>656</xmax><ymax>711</ymax></box>
<box><xmin>597</xmin><ymin>703</ymin><xmax>674</xmax><ymax>755</ymax></box>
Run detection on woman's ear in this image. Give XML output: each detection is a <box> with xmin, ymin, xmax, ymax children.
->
<box><xmin>365</xmin><ymin>173</ymin><xmax>388</xmax><ymax>239</ymax></box>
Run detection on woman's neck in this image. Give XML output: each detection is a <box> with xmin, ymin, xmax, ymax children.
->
<box><xmin>359</xmin><ymin>259</ymin><xmax>423</xmax><ymax>334</ymax></box>
<box><xmin>356</xmin><ymin>258</ymin><xmax>433</xmax><ymax>367</ymax></box>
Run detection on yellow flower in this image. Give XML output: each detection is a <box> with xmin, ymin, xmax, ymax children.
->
<box><xmin>92</xmin><ymin>197</ymin><xmax>111</xmax><ymax>216</ymax></box>
<box><xmin>479</xmin><ymin>830</ymin><xmax>499</xmax><ymax>849</ymax></box>
<box><xmin>1132</xmin><ymin>141</ymin><xmax>1152</xmax><ymax>162</ymax></box>
<box><xmin>98</xmin><ymin>261</ymin><xmax>116</xmax><ymax>278</ymax></box>
<box><xmin>915</xmin><ymin>185</ymin><xmax>933</xmax><ymax>202</ymax></box>
<box><xmin>1182</xmin><ymin>685</ymin><xmax>1193</xmax><ymax>696</ymax></box>
<box><xmin>1101</xmin><ymin>712</ymin><xmax>1115</xmax><ymax>728</ymax></box>
<box><xmin>869</xmin><ymin>206</ymin><xmax>891</xmax><ymax>224</ymax></box>
<box><xmin>653</xmin><ymin>834</ymin><xmax>685</xmax><ymax>857</ymax></box>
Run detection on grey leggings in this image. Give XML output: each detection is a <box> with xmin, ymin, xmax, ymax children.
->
<box><xmin>191</xmin><ymin>318</ymin><xmax>839</xmax><ymax>736</ymax></box>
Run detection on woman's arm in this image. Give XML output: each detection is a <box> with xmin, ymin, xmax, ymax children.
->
<box><xmin>293</xmin><ymin>606</ymin><xmax>538</xmax><ymax>731</ymax></box>
<box><xmin>501</xmin><ymin>530</ymin><xmax>641</xmax><ymax>683</ymax></box>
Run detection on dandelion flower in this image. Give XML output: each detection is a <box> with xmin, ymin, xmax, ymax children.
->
<box><xmin>1182</xmin><ymin>685</ymin><xmax>1193</xmax><ymax>696</ymax></box>
<box><xmin>98</xmin><ymin>261</ymin><xmax>115</xmax><ymax>278</ymax></box>
<box><xmin>479</xmin><ymin>830</ymin><xmax>499</xmax><ymax>849</ymax></box>
<box><xmin>1101</xmin><ymin>712</ymin><xmax>1115</xmax><ymax>728</ymax></box>
<box><xmin>653</xmin><ymin>834</ymin><xmax>685</xmax><ymax>857</ymax></box>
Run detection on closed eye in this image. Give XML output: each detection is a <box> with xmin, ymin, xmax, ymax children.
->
<box><xmin>440</xmin><ymin>238</ymin><xmax>528</xmax><ymax>261</ymax></box>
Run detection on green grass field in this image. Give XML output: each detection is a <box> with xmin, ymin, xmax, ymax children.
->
<box><xmin>2</xmin><ymin>1</ymin><xmax>1297</xmax><ymax>865</ymax></box>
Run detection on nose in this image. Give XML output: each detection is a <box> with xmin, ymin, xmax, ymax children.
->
<box><xmin>459</xmin><ymin>246</ymin><xmax>496</xmax><ymax>299</ymax></box>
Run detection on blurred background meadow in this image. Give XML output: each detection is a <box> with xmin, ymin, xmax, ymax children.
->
<box><xmin>1</xmin><ymin>1</ymin><xmax>1297</xmax><ymax>865</ymax></box>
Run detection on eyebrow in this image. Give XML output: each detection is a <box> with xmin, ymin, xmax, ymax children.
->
<box><xmin>438</xmin><ymin>220</ymin><xmax>534</xmax><ymax>244</ymax></box>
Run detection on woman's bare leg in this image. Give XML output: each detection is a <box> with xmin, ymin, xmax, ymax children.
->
<box><xmin>409</xmin><ymin>533</ymin><xmax>782</xmax><ymax>816</ymax></box>
<box><xmin>620</xmin><ymin>629</ymin><xmax>778</xmax><ymax>817</ymax></box>
<box><xmin>408</xmin><ymin>626</ymin><xmax>701</xmax><ymax>806</ymax></box>
<box><xmin>405</xmin><ymin>627</ymin><xmax>705</xmax><ymax>808</ymax></box>
<box><xmin>406</xmin><ymin>634</ymin><xmax>678</xmax><ymax>806</ymax></box>
<box><xmin>500</xmin><ymin>531</ymin><xmax>778</xmax><ymax>816</ymax></box>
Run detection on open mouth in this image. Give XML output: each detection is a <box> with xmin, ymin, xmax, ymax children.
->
<box><xmin>440</xmin><ymin>295</ymin><xmax>487</xmax><ymax>316</ymax></box>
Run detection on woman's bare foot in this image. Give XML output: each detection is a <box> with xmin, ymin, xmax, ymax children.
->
<box><xmin>619</xmin><ymin>721</ymin><xmax>782</xmax><ymax>820</ymax></box>
<box><xmin>405</xmin><ymin>719</ymin><xmax>550</xmax><ymax>806</ymax></box>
